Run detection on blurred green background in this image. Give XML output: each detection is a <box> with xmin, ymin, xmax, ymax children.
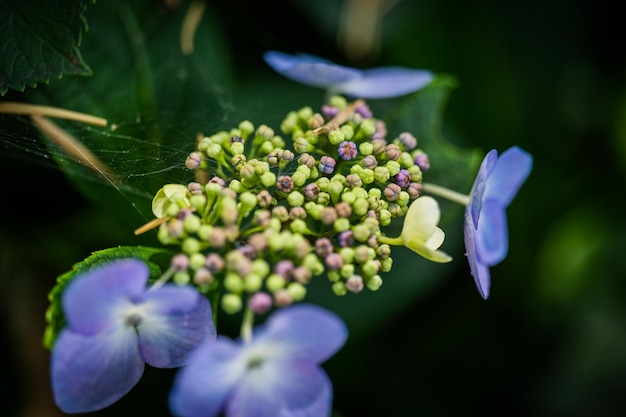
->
<box><xmin>1</xmin><ymin>0</ymin><xmax>625</xmax><ymax>416</ymax></box>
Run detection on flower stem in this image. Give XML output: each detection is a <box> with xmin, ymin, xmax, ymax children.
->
<box><xmin>0</xmin><ymin>102</ymin><xmax>107</xmax><ymax>126</ymax></box>
<box><xmin>377</xmin><ymin>235</ymin><xmax>403</xmax><ymax>246</ymax></box>
<box><xmin>421</xmin><ymin>182</ymin><xmax>470</xmax><ymax>206</ymax></box>
<box><xmin>241</xmin><ymin>306</ymin><xmax>254</xmax><ymax>343</ymax></box>
<box><xmin>149</xmin><ymin>268</ymin><xmax>175</xmax><ymax>291</ymax></box>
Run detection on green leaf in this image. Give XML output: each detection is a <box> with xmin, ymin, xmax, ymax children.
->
<box><xmin>43</xmin><ymin>245</ymin><xmax>174</xmax><ymax>350</ymax></box>
<box><xmin>25</xmin><ymin>0</ymin><xmax>234</xmax><ymax>227</ymax></box>
<box><xmin>0</xmin><ymin>0</ymin><xmax>93</xmax><ymax>95</ymax></box>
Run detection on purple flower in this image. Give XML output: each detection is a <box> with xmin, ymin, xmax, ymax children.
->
<box><xmin>263</xmin><ymin>51</ymin><xmax>433</xmax><ymax>99</ymax></box>
<box><xmin>169</xmin><ymin>304</ymin><xmax>348</xmax><ymax>417</ymax></box>
<box><xmin>51</xmin><ymin>259</ymin><xmax>215</xmax><ymax>413</ymax></box>
<box><xmin>464</xmin><ymin>146</ymin><xmax>533</xmax><ymax>299</ymax></box>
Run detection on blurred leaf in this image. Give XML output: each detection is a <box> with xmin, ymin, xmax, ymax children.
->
<box><xmin>43</xmin><ymin>245</ymin><xmax>173</xmax><ymax>350</ymax></box>
<box><xmin>0</xmin><ymin>0</ymin><xmax>92</xmax><ymax>95</ymax></box>
<box><xmin>24</xmin><ymin>0</ymin><xmax>234</xmax><ymax>226</ymax></box>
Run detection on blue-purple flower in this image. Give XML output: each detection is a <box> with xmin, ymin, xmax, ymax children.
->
<box><xmin>51</xmin><ymin>259</ymin><xmax>215</xmax><ymax>413</ymax></box>
<box><xmin>169</xmin><ymin>304</ymin><xmax>348</xmax><ymax>417</ymax></box>
<box><xmin>464</xmin><ymin>146</ymin><xmax>533</xmax><ymax>299</ymax></box>
<box><xmin>263</xmin><ymin>50</ymin><xmax>433</xmax><ymax>99</ymax></box>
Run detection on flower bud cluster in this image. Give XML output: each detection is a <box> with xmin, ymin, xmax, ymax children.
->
<box><xmin>150</xmin><ymin>97</ymin><xmax>432</xmax><ymax>316</ymax></box>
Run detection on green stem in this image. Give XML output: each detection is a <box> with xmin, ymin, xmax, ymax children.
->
<box><xmin>421</xmin><ymin>182</ymin><xmax>471</xmax><ymax>206</ymax></box>
<box><xmin>149</xmin><ymin>267</ymin><xmax>175</xmax><ymax>291</ymax></box>
<box><xmin>240</xmin><ymin>306</ymin><xmax>254</xmax><ymax>343</ymax></box>
<box><xmin>377</xmin><ymin>235</ymin><xmax>404</xmax><ymax>246</ymax></box>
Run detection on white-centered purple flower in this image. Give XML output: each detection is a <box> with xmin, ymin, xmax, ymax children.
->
<box><xmin>263</xmin><ymin>50</ymin><xmax>434</xmax><ymax>99</ymax></box>
<box><xmin>169</xmin><ymin>304</ymin><xmax>348</xmax><ymax>417</ymax></box>
<box><xmin>51</xmin><ymin>258</ymin><xmax>215</xmax><ymax>413</ymax></box>
<box><xmin>464</xmin><ymin>146</ymin><xmax>533</xmax><ymax>299</ymax></box>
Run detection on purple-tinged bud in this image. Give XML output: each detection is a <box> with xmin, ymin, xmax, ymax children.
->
<box><xmin>276</xmin><ymin>175</ymin><xmax>295</xmax><ymax>193</ymax></box>
<box><xmin>414</xmin><ymin>152</ymin><xmax>430</xmax><ymax>171</ymax></box>
<box><xmin>280</xmin><ymin>149</ymin><xmax>295</xmax><ymax>162</ymax></box>
<box><xmin>249</xmin><ymin>292</ymin><xmax>273</xmax><ymax>314</ymax></box>
<box><xmin>372</xmin><ymin>140</ymin><xmax>386</xmax><ymax>155</ymax></box>
<box><xmin>384</xmin><ymin>183</ymin><xmax>402</xmax><ymax>201</ymax></box>
<box><xmin>209</xmin><ymin>176</ymin><xmax>226</xmax><ymax>188</ymax></box>
<box><xmin>272</xmin><ymin>206</ymin><xmax>289</xmax><ymax>222</ymax></box>
<box><xmin>303</xmin><ymin>183</ymin><xmax>320</xmax><ymax>200</ymax></box>
<box><xmin>361</xmin><ymin>155</ymin><xmax>378</xmax><ymax>169</ymax></box>
<box><xmin>299</xmin><ymin>153</ymin><xmax>316</xmax><ymax>168</ymax></box>
<box><xmin>338</xmin><ymin>230</ymin><xmax>355</xmax><ymax>248</ymax></box>
<box><xmin>171</xmin><ymin>253</ymin><xmax>190</xmax><ymax>271</ymax></box>
<box><xmin>355</xmin><ymin>103</ymin><xmax>373</xmax><ymax>118</ymax></box>
<box><xmin>230</xmin><ymin>135</ymin><xmax>244</xmax><ymax>144</ymax></box>
<box><xmin>319</xmin><ymin>155</ymin><xmax>336</xmax><ymax>174</ymax></box>
<box><xmin>319</xmin><ymin>207</ymin><xmax>338</xmax><ymax>225</ymax></box>
<box><xmin>207</xmin><ymin>227</ymin><xmax>227</xmax><ymax>247</ymax></box>
<box><xmin>292</xmin><ymin>266</ymin><xmax>312</xmax><ymax>284</ymax></box>
<box><xmin>387</xmin><ymin>203</ymin><xmax>403</xmax><ymax>217</ymax></box>
<box><xmin>394</xmin><ymin>169</ymin><xmax>411</xmax><ymax>187</ymax></box>
<box><xmin>294</xmin><ymin>137</ymin><xmax>311</xmax><ymax>153</ymax></box>
<box><xmin>375</xmin><ymin>120</ymin><xmax>387</xmax><ymax>137</ymax></box>
<box><xmin>188</xmin><ymin>181</ymin><xmax>203</xmax><ymax>195</ymax></box>
<box><xmin>205</xmin><ymin>253</ymin><xmax>224</xmax><ymax>272</ymax></box>
<box><xmin>273</xmin><ymin>289</ymin><xmax>293</xmax><ymax>307</ymax></box>
<box><xmin>254</xmin><ymin>209</ymin><xmax>271</xmax><ymax>226</ymax></box>
<box><xmin>308</xmin><ymin>113</ymin><xmax>325</xmax><ymax>129</ymax></box>
<box><xmin>256</xmin><ymin>190</ymin><xmax>273</xmax><ymax>208</ymax></box>
<box><xmin>274</xmin><ymin>260</ymin><xmax>295</xmax><ymax>279</ymax></box>
<box><xmin>247</xmin><ymin>233</ymin><xmax>268</xmax><ymax>253</ymax></box>
<box><xmin>315</xmin><ymin>237</ymin><xmax>334</xmax><ymax>257</ymax></box>
<box><xmin>325</xmin><ymin>253</ymin><xmax>344</xmax><ymax>271</ymax></box>
<box><xmin>385</xmin><ymin>144</ymin><xmax>402</xmax><ymax>161</ymax></box>
<box><xmin>338</xmin><ymin>141</ymin><xmax>358</xmax><ymax>160</ymax></box>
<box><xmin>336</xmin><ymin>202</ymin><xmax>353</xmax><ymax>218</ymax></box>
<box><xmin>398</xmin><ymin>132</ymin><xmax>417</xmax><ymax>150</ymax></box>
<box><xmin>239</xmin><ymin>244</ymin><xmax>257</xmax><ymax>259</ymax></box>
<box><xmin>345</xmin><ymin>173</ymin><xmax>363</xmax><ymax>188</ymax></box>
<box><xmin>407</xmin><ymin>182</ymin><xmax>422</xmax><ymax>199</ymax></box>
<box><xmin>167</xmin><ymin>219</ymin><xmax>184</xmax><ymax>237</ymax></box>
<box><xmin>290</xmin><ymin>206</ymin><xmax>307</xmax><ymax>220</ymax></box>
<box><xmin>367</xmin><ymin>235</ymin><xmax>379</xmax><ymax>249</ymax></box>
<box><xmin>322</xmin><ymin>104</ymin><xmax>339</xmax><ymax>118</ymax></box>
<box><xmin>193</xmin><ymin>268</ymin><xmax>213</xmax><ymax>285</ymax></box>
<box><xmin>185</xmin><ymin>152</ymin><xmax>202</xmax><ymax>169</ymax></box>
<box><xmin>346</xmin><ymin>275</ymin><xmax>364</xmax><ymax>293</ymax></box>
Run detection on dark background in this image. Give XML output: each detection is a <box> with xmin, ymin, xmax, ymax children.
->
<box><xmin>2</xmin><ymin>0</ymin><xmax>625</xmax><ymax>416</ymax></box>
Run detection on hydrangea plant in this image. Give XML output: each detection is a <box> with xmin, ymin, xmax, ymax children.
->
<box><xmin>35</xmin><ymin>48</ymin><xmax>532</xmax><ymax>415</ymax></box>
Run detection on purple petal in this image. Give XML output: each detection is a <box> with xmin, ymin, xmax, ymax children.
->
<box><xmin>484</xmin><ymin>146</ymin><xmax>533</xmax><ymax>207</ymax></box>
<box><xmin>227</xmin><ymin>360</ymin><xmax>332</xmax><ymax>417</ymax></box>
<box><xmin>254</xmin><ymin>304</ymin><xmax>347</xmax><ymax>364</ymax></box>
<box><xmin>51</xmin><ymin>327</ymin><xmax>144</xmax><ymax>413</ymax></box>
<box><xmin>63</xmin><ymin>259</ymin><xmax>149</xmax><ymax>335</ymax></box>
<box><xmin>475</xmin><ymin>200</ymin><xmax>509</xmax><ymax>266</ymax></box>
<box><xmin>263</xmin><ymin>51</ymin><xmax>362</xmax><ymax>88</ymax></box>
<box><xmin>169</xmin><ymin>337</ymin><xmax>243</xmax><ymax>417</ymax></box>
<box><xmin>464</xmin><ymin>207</ymin><xmax>491</xmax><ymax>299</ymax></box>
<box><xmin>336</xmin><ymin>67</ymin><xmax>434</xmax><ymax>98</ymax></box>
<box><xmin>469</xmin><ymin>150</ymin><xmax>498</xmax><ymax>227</ymax></box>
<box><xmin>139</xmin><ymin>291</ymin><xmax>215</xmax><ymax>368</ymax></box>
<box><xmin>143</xmin><ymin>284</ymin><xmax>204</xmax><ymax>314</ymax></box>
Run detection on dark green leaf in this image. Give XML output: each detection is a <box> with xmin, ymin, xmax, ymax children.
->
<box><xmin>43</xmin><ymin>245</ymin><xmax>173</xmax><ymax>350</ymax></box>
<box><xmin>0</xmin><ymin>0</ymin><xmax>92</xmax><ymax>95</ymax></box>
<box><xmin>25</xmin><ymin>0</ymin><xmax>234</xmax><ymax>227</ymax></box>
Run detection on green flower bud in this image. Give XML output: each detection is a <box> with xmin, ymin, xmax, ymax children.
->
<box><xmin>328</xmin><ymin>130</ymin><xmax>345</xmax><ymax>145</ymax></box>
<box><xmin>182</xmin><ymin>237</ymin><xmax>201</xmax><ymax>254</ymax></box>
<box><xmin>329</xmin><ymin>95</ymin><xmax>347</xmax><ymax>109</ymax></box>
<box><xmin>366</xmin><ymin>274</ymin><xmax>383</xmax><ymax>291</ymax></box>
<box><xmin>408</xmin><ymin>165</ymin><xmax>423</xmax><ymax>182</ymax></box>
<box><xmin>353</xmin><ymin>198</ymin><xmax>370</xmax><ymax>216</ymax></box>
<box><xmin>327</xmin><ymin>271</ymin><xmax>341</xmax><ymax>282</ymax></box>
<box><xmin>397</xmin><ymin>191</ymin><xmax>410</xmax><ymax>206</ymax></box>
<box><xmin>294</xmin><ymin>137</ymin><xmax>311</xmax><ymax>153</ymax></box>
<box><xmin>261</xmin><ymin>172</ymin><xmax>277</xmax><ymax>188</ymax></box>
<box><xmin>221</xmin><ymin>294</ymin><xmax>242</xmax><ymax>314</ymax></box>
<box><xmin>306</xmin><ymin>203</ymin><xmax>323</xmax><ymax>220</ymax></box>
<box><xmin>360</xmin><ymin>168</ymin><xmax>375</xmax><ymax>184</ymax></box>
<box><xmin>291</xmin><ymin>171</ymin><xmax>308</xmax><ymax>187</ymax></box>
<box><xmin>280</xmin><ymin>111</ymin><xmax>298</xmax><ymax>133</ymax></box>
<box><xmin>287</xmin><ymin>282</ymin><xmax>307</xmax><ymax>301</ymax></box>
<box><xmin>190</xmin><ymin>194</ymin><xmax>207</xmax><ymax>212</ymax></box>
<box><xmin>340</xmin><ymin>247</ymin><xmax>355</xmax><ymax>264</ymax></box>
<box><xmin>381</xmin><ymin>257</ymin><xmax>393</xmax><ymax>272</ymax></box>
<box><xmin>289</xmin><ymin>218</ymin><xmax>308</xmax><ymax>234</ymax></box>
<box><xmin>328</xmin><ymin>180</ymin><xmax>344</xmax><ymax>203</ymax></box>
<box><xmin>252</xmin><ymin>259</ymin><xmax>270</xmax><ymax>278</ymax></box>
<box><xmin>341</xmin><ymin>124</ymin><xmax>354</xmax><ymax>140</ymax></box>
<box><xmin>359</xmin><ymin>142</ymin><xmax>374</xmax><ymax>156</ymax></box>
<box><xmin>316</xmin><ymin>177</ymin><xmax>330</xmax><ymax>192</ymax></box>
<box><xmin>357</xmin><ymin>119</ymin><xmax>376</xmax><ymax>138</ymax></box>
<box><xmin>386</xmin><ymin>160</ymin><xmax>401</xmax><ymax>177</ymax></box>
<box><xmin>340</xmin><ymin>264</ymin><xmax>355</xmax><ymax>279</ymax></box>
<box><xmin>334</xmin><ymin>217</ymin><xmax>351</xmax><ymax>232</ymax></box>
<box><xmin>287</xmin><ymin>191</ymin><xmax>305</xmax><ymax>207</ymax></box>
<box><xmin>206</xmin><ymin>143</ymin><xmax>223</xmax><ymax>158</ymax></box>
<box><xmin>352</xmin><ymin>187</ymin><xmax>368</xmax><ymax>200</ymax></box>
<box><xmin>341</xmin><ymin>191</ymin><xmax>356</xmax><ymax>205</ymax></box>
<box><xmin>374</xmin><ymin>166</ymin><xmax>390</xmax><ymax>183</ymax></box>
<box><xmin>352</xmin><ymin>224</ymin><xmax>370</xmax><ymax>242</ymax></box>
<box><xmin>379</xmin><ymin>209</ymin><xmax>392</xmax><ymax>226</ymax></box>
<box><xmin>229</xmin><ymin>141</ymin><xmax>244</xmax><ymax>155</ymax></box>
<box><xmin>303</xmin><ymin>253</ymin><xmax>324</xmax><ymax>276</ymax></box>
<box><xmin>259</xmin><ymin>141</ymin><xmax>274</xmax><ymax>155</ymax></box>
<box><xmin>166</xmin><ymin>203</ymin><xmax>181</xmax><ymax>218</ymax></box>
<box><xmin>197</xmin><ymin>224</ymin><xmax>213</xmax><ymax>241</ymax></box>
<box><xmin>362</xmin><ymin>260</ymin><xmax>380</xmax><ymax>277</ymax></box>
<box><xmin>369</xmin><ymin>188</ymin><xmax>382</xmax><ymax>199</ymax></box>
<box><xmin>229</xmin><ymin>179</ymin><xmax>244</xmax><ymax>193</ymax></box>
<box><xmin>189</xmin><ymin>253</ymin><xmax>206</xmax><ymax>270</ymax></box>
<box><xmin>244</xmin><ymin>273</ymin><xmax>263</xmax><ymax>293</ymax></box>
<box><xmin>332</xmin><ymin>281</ymin><xmax>347</xmax><ymax>296</ymax></box>
<box><xmin>297</xmin><ymin>106</ymin><xmax>313</xmax><ymax>122</ymax></box>
<box><xmin>239</xmin><ymin>191</ymin><xmax>258</xmax><ymax>213</ymax></box>
<box><xmin>398</xmin><ymin>152</ymin><xmax>414</xmax><ymax>168</ymax></box>
<box><xmin>266</xmin><ymin>273</ymin><xmax>286</xmax><ymax>292</ymax></box>
<box><xmin>183</xmin><ymin>215</ymin><xmax>201</xmax><ymax>234</ymax></box>
<box><xmin>173</xmin><ymin>271</ymin><xmax>191</xmax><ymax>285</ymax></box>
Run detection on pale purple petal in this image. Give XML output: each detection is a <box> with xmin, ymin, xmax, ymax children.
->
<box><xmin>169</xmin><ymin>337</ymin><xmax>243</xmax><ymax>417</ymax></box>
<box><xmin>336</xmin><ymin>67</ymin><xmax>434</xmax><ymax>99</ymax></box>
<box><xmin>475</xmin><ymin>199</ymin><xmax>509</xmax><ymax>266</ymax></box>
<box><xmin>63</xmin><ymin>259</ymin><xmax>149</xmax><ymax>335</ymax></box>
<box><xmin>51</xmin><ymin>326</ymin><xmax>144</xmax><ymax>413</ymax></box>
<box><xmin>227</xmin><ymin>360</ymin><xmax>332</xmax><ymax>417</ymax></box>
<box><xmin>463</xmin><ymin>209</ymin><xmax>491</xmax><ymax>299</ymax></box>
<box><xmin>483</xmin><ymin>146</ymin><xmax>533</xmax><ymax>207</ymax></box>
<box><xmin>139</xmin><ymin>293</ymin><xmax>215</xmax><ymax>368</ymax></box>
<box><xmin>470</xmin><ymin>150</ymin><xmax>498</xmax><ymax>226</ymax></box>
<box><xmin>263</xmin><ymin>51</ymin><xmax>361</xmax><ymax>88</ymax></box>
<box><xmin>143</xmin><ymin>284</ymin><xmax>204</xmax><ymax>314</ymax></box>
<box><xmin>254</xmin><ymin>304</ymin><xmax>347</xmax><ymax>364</ymax></box>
